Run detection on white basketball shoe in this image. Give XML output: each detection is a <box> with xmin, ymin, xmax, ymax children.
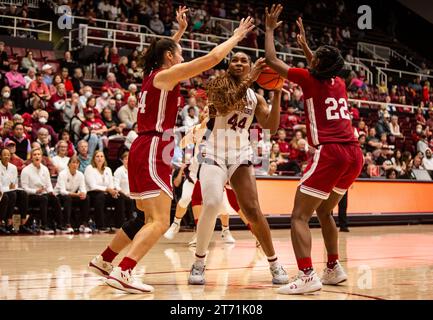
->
<box><xmin>277</xmin><ymin>270</ymin><xmax>322</xmax><ymax>294</ymax></box>
<box><xmin>88</xmin><ymin>255</ymin><xmax>113</xmax><ymax>278</ymax></box>
<box><xmin>188</xmin><ymin>262</ymin><xmax>206</xmax><ymax>285</ymax></box>
<box><xmin>105</xmin><ymin>267</ymin><xmax>154</xmax><ymax>294</ymax></box>
<box><xmin>321</xmin><ymin>261</ymin><xmax>348</xmax><ymax>285</ymax></box>
<box><xmin>164</xmin><ymin>221</ymin><xmax>180</xmax><ymax>240</ymax></box>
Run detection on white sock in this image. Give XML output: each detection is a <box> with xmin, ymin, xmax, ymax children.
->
<box><xmin>221</xmin><ymin>225</ymin><xmax>229</xmax><ymax>232</ymax></box>
<box><xmin>195</xmin><ymin>254</ymin><xmax>206</xmax><ymax>265</ymax></box>
<box><xmin>173</xmin><ymin>217</ymin><xmax>182</xmax><ymax>225</ymax></box>
<box><xmin>267</xmin><ymin>255</ymin><xmax>279</xmax><ymax>268</ymax></box>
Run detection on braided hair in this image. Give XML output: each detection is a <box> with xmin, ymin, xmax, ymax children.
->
<box><xmin>310</xmin><ymin>45</ymin><xmax>345</xmax><ymax>80</ymax></box>
<box><xmin>206</xmin><ymin>52</ymin><xmax>254</xmax><ymax>117</ymax></box>
<box><xmin>142</xmin><ymin>38</ymin><xmax>178</xmax><ymax>76</ymax></box>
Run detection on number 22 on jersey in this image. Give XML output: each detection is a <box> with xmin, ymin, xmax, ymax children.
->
<box><xmin>325</xmin><ymin>97</ymin><xmax>350</xmax><ymax>120</ymax></box>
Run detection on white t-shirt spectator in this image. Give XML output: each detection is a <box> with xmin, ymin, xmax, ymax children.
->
<box><xmin>54</xmin><ymin>168</ymin><xmax>87</xmax><ymax>195</ymax></box>
<box><xmin>52</xmin><ymin>155</ymin><xmax>70</xmax><ymax>174</ymax></box>
<box><xmin>114</xmin><ymin>165</ymin><xmax>129</xmax><ymax>196</ymax></box>
<box><xmin>84</xmin><ymin>166</ymin><xmax>114</xmax><ymax>191</ymax></box>
<box><xmin>0</xmin><ymin>162</ymin><xmax>18</xmax><ymax>192</ymax></box>
<box><xmin>423</xmin><ymin>156</ymin><xmax>433</xmax><ymax>170</ymax></box>
<box><xmin>21</xmin><ymin>163</ymin><xmax>53</xmax><ymax>194</ymax></box>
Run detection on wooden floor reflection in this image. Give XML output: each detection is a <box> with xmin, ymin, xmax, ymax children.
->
<box><xmin>1</xmin><ymin>225</ymin><xmax>432</xmax><ymax>300</ymax></box>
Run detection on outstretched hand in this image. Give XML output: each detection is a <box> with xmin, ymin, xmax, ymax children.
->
<box><xmin>249</xmin><ymin>57</ymin><xmax>267</xmax><ymax>82</ymax></box>
<box><xmin>176</xmin><ymin>6</ymin><xmax>188</xmax><ymax>30</ymax></box>
<box><xmin>233</xmin><ymin>16</ymin><xmax>255</xmax><ymax>40</ymax></box>
<box><xmin>265</xmin><ymin>4</ymin><xmax>283</xmax><ymax>31</ymax></box>
<box><xmin>296</xmin><ymin>17</ymin><xmax>307</xmax><ymax>47</ymax></box>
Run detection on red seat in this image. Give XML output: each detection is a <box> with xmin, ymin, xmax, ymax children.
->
<box><xmin>32</xmin><ymin>50</ymin><xmax>43</xmax><ymax>60</ymax></box>
<box><xmin>12</xmin><ymin>47</ymin><xmax>26</xmax><ymax>58</ymax></box>
<box><xmin>41</xmin><ymin>50</ymin><xmax>56</xmax><ymax>61</ymax></box>
<box><xmin>107</xmin><ymin>138</ymin><xmax>126</xmax><ymax>162</ymax></box>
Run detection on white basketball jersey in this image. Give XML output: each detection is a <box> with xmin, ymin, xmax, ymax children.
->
<box><xmin>205</xmin><ymin>88</ymin><xmax>258</xmax><ymax>164</ymax></box>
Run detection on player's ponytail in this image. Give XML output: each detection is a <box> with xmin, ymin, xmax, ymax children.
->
<box><xmin>310</xmin><ymin>45</ymin><xmax>345</xmax><ymax>80</ymax></box>
<box><xmin>142</xmin><ymin>38</ymin><xmax>178</xmax><ymax>76</ymax></box>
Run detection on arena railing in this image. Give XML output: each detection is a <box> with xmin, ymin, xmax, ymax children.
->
<box><xmin>72</xmin><ymin>16</ymin><xmax>155</xmax><ymax>36</ymax></box>
<box><xmin>347</xmin><ymin>98</ymin><xmax>420</xmax><ymax>112</ymax></box>
<box><xmin>0</xmin><ymin>14</ymin><xmax>52</xmax><ymax>41</ymax></box>
<box><xmin>376</xmin><ymin>66</ymin><xmax>433</xmax><ymax>88</ymax></box>
<box><xmin>358</xmin><ymin>41</ymin><xmax>423</xmax><ymax>72</ymax></box>
<box><xmin>208</xmin><ymin>16</ymin><xmax>288</xmax><ymax>52</ymax></box>
<box><xmin>0</xmin><ymin>0</ymin><xmax>39</xmax><ymax>8</ymax></box>
<box><xmin>68</xmin><ymin>25</ymin><xmax>374</xmax><ymax>84</ymax></box>
<box><xmin>355</xmin><ymin>57</ymin><xmax>389</xmax><ymax>69</ymax></box>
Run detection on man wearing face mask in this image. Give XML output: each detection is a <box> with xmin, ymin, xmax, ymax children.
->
<box><xmin>79</xmin><ymin>86</ymin><xmax>93</xmax><ymax>108</ymax></box>
<box><xmin>0</xmin><ymin>86</ymin><xmax>12</xmax><ymax>106</ymax></box>
<box><xmin>31</xmin><ymin>110</ymin><xmax>58</xmax><ymax>144</ymax></box>
<box><xmin>118</xmin><ymin>95</ymin><xmax>138</xmax><ymax>129</ymax></box>
<box><xmin>96</xmin><ymin>86</ymin><xmax>110</xmax><ymax>113</ymax></box>
<box><xmin>113</xmin><ymin>89</ymin><xmax>125</xmax><ymax>111</ymax></box>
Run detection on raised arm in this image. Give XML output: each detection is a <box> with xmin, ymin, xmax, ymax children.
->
<box><xmin>155</xmin><ymin>17</ymin><xmax>255</xmax><ymax>90</ymax></box>
<box><xmin>264</xmin><ymin>4</ymin><xmax>291</xmax><ymax>79</ymax></box>
<box><xmin>255</xmin><ymin>88</ymin><xmax>282</xmax><ymax>135</ymax></box>
<box><xmin>296</xmin><ymin>17</ymin><xmax>313</xmax><ymax>67</ymax></box>
<box><xmin>172</xmin><ymin>6</ymin><xmax>188</xmax><ymax>44</ymax></box>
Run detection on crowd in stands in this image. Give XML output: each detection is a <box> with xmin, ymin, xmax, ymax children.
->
<box><xmin>1</xmin><ymin>1</ymin><xmax>433</xmax><ymax>235</ymax></box>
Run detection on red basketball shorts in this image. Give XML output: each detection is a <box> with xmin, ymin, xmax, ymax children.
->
<box><xmin>300</xmin><ymin>143</ymin><xmax>364</xmax><ymax>200</ymax></box>
<box><xmin>191</xmin><ymin>180</ymin><xmax>202</xmax><ymax>207</ymax></box>
<box><xmin>225</xmin><ymin>187</ymin><xmax>240</xmax><ymax>212</ymax></box>
<box><xmin>129</xmin><ymin>134</ymin><xmax>174</xmax><ymax>200</ymax></box>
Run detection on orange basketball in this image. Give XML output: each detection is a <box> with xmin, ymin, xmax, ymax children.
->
<box><xmin>256</xmin><ymin>66</ymin><xmax>284</xmax><ymax>90</ymax></box>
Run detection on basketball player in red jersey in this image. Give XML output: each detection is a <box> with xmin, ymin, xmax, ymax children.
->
<box><xmin>265</xmin><ymin>4</ymin><xmax>363</xmax><ymax>294</ymax></box>
<box><xmin>88</xmin><ymin>6</ymin><xmax>256</xmax><ymax>294</ymax></box>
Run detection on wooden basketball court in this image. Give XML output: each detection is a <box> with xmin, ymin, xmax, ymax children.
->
<box><xmin>1</xmin><ymin>225</ymin><xmax>432</xmax><ymax>300</ymax></box>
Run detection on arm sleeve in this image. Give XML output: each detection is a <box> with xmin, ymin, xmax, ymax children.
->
<box><xmin>21</xmin><ymin>168</ymin><xmax>37</xmax><ymax>194</ymax></box>
<box><xmin>44</xmin><ymin>167</ymin><xmax>54</xmax><ymax>193</ymax></box>
<box><xmin>286</xmin><ymin>68</ymin><xmax>310</xmax><ymax>87</ymax></box>
<box><xmin>107</xmin><ymin>168</ymin><xmax>114</xmax><ymax>189</ymax></box>
<box><xmin>113</xmin><ymin>168</ymin><xmax>121</xmax><ymax>190</ymax></box>
<box><xmin>56</xmin><ymin>172</ymin><xmax>69</xmax><ymax>196</ymax></box>
<box><xmin>79</xmin><ymin>173</ymin><xmax>87</xmax><ymax>194</ymax></box>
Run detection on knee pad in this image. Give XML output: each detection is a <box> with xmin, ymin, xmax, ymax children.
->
<box><xmin>121</xmin><ymin>214</ymin><xmax>145</xmax><ymax>240</ymax></box>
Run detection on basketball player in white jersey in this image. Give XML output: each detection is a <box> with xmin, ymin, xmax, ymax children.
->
<box><xmin>165</xmin><ymin>107</ymin><xmax>241</xmax><ymax>245</ymax></box>
<box><xmin>188</xmin><ymin>52</ymin><xmax>289</xmax><ymax>285</ymax></box>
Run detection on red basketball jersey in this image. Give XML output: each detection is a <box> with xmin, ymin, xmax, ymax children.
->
<box><xmin>137</xmin><ymin>69</ymin><xmax>181</xmax><ymax>134</ymax></box>
<box><xmin>287</xmin><ymin>68</ymin><xmax>357</xmax><ymax>147</ymax></box>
